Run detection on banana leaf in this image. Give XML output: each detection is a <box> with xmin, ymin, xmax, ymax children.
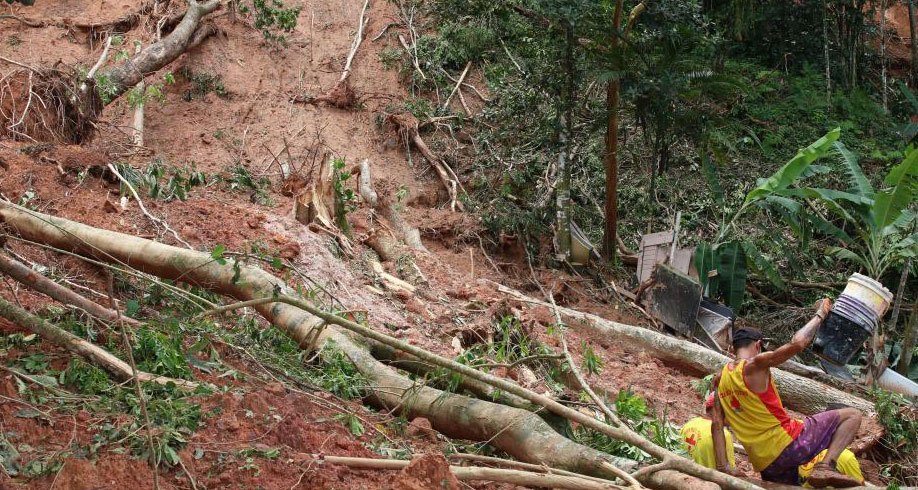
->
<box><xmin>744</xmin><ymin>128</ymin><xmax>840</xmax><ymax>204</ymax></box>
<box><xmin>873</xmin><ymin>147</ymin><xmax>918</xmax><ymax>231</ymax></box>
<box><xmin>716</xmin><ymin>241</ymin><xmax>747</xmax><ymax>311</ymax></box>
<box><xmin>693</xmin><ymin>241</ymin><xmax>718</xmax><ymax>297</ymax></box>
<box><xmin>804</xmin><ymin>213</ymin><xmax>853</xmax><ymax>243</ymax></box>
<box><xmin>741</xmin><ymin>240</ymin><xmax>786</xmax><ymax>291</ymax></box>
<box><xmin>832</xmin><ymin>142</ymin><xmax>874</xmax><ymax>199</ymax></box>
<box><xmin>827</xmin><ymin>246</ymin><xmax>870</xmax><ymax>271</ymax></box>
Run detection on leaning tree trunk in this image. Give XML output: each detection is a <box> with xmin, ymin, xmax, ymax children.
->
<box><xmin>99</xmin><ymin>0</ymin><xmax>220</xmax><ymax>102</ymax></box>
<box><xmin>497</xmin><ymin>285</ymin><xmax>875</xmax><ymax>415</ymax></box>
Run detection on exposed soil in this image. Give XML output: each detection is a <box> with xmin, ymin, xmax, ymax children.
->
<box><xmin>0</xmin><ymin>0</ymin><xmax>891</xmax><ymax>489</ymax></box>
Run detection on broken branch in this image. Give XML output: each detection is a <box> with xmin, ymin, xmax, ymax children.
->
<box><xmin>107</xmin><ymin>164</ymin><xmax>193</xmax><ymax>249</ymax></box>
<box><xmin>315</xmin><ymin>455</ymin><xmax>628</xmax><ymax>490</ymax></box>
<box><xmin>0</xmin><ymin>251</ymin><xmax>140</xmax><ymax>326</ymax></box>
<box><xmin>0</xmin><ymin>295</ymin><xmax>197</xmax><ymax>390</ymax></box>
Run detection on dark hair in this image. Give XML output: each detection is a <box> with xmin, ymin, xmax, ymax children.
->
<box><xmin>733</xmin><ymin>338</ymin><xmax>759</xmax><ymax>350</ymax></box>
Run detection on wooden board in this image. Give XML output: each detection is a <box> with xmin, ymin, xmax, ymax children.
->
<box><xmin>637</xmin><ymin>231</ymin><xmax>674</xmax><ymax>283</ymax></box>
<box><xmin>646</xmin><ymin>264</ymin><xmax>703</xmax><ymax>338</ymax></box>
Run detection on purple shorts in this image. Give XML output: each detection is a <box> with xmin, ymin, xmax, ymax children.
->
<box><xmin>760</xmin><ymin>410</ymin><xmax>842</xmax><ymax>485</ymax></box>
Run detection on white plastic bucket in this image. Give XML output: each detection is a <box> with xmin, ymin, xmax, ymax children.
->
<box><xmin>841</xmin><ymin>273</ymin><xmax>893</xmax><ymax>318</ymax></box>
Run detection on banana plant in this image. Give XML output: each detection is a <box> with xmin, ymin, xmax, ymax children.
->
<box><xmin>695</xmin><ymin>128</ymin><xmax>841</xmax><ymax>310</ymax></box>
<box><xmin>772</xmin><ymin>141</ymin><xmax>918</xmax><ymax>279</ymax></box>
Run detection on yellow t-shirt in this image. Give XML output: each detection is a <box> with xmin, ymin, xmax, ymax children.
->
<box><xmin>717</xmin><ymin>360</ymin><xmax>804</xmax><ymax>471</ymax></box>
<box><xmin>680</xmin><ymin>416</ymin><xmax>735</xmax><ymax>469</ymax></box>
<box><xmin>799</xmin><ymin>449</ymin><xmax>864</xmax><ymax>487</ymax></box>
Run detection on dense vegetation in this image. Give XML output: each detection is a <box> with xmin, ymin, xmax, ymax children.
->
<box><xmin>378</xmin><ymin>2</ymin><xmax>918</xmax><ymax>476</ymax></box>
<box><xmin>383</xmin><ymin>0</ymin><xmax>918</xmax><ymax>366</ymax></box>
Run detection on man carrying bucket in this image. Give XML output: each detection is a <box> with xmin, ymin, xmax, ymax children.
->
<box><xmin>710</xmin><ymin>299</ymin><xmax>864</xmax><ymax>488</ymax></box>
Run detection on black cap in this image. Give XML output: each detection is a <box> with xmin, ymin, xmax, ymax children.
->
<box><xmin>732</xmin><ymin>327</ymin><xmax>765</xmax><ymax>346</ymax></box>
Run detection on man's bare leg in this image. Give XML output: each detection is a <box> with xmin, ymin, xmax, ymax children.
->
<box><xmin>807</xmin><ymin>408</ymin><xmax>863</xmax><ymax>488</ymax></box>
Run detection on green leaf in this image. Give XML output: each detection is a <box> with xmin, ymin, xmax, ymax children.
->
<box><xmin>745</xmin><ymin>128</ymin><xmax>840</xmax><ymax>204</ymax></box>
<box><xmin>804</xmin><ymin>213</ymin><xmax>853</xmax><ymax>243</ymax></box>
<box><xmin>799</xmin><ymin>164</ymin><xmax>832</xmax><ymax>179</ymax></box>
<box><xmin>741</xmin><ymin>241</ymin><xmax>786</xmax><ymax>291</ymax></box>
<box><xmin>872</xmin><ymin>147</ymin><xmax>918</xmax><ymax>231</ymax></box>
<box><xmin>716</xmin><ymin>241</ymin><xmax>747</xmax><ymax>311</ymax></box>
<box><xmin>833</xmin><ymin>142</ymin><xmax>873</xmax><ymax>198</ymax></box>
<box><xmin>701</xmin><ymin>152</ymin><xmax>723</xmax><ymax>208</ymax></box>
<box><xmin>827</xmin><ymin>247</ymin><xmax>870</xmax><ymax>270</ymax></box>
<box><xmin>211</xmin><ymin>245</ymin><xmax>227</xmax><ymax>265</ymax></box>
<box><xmin>899</xmin><ymin>80</ymin><xmax>918</xmax><ymax>112</ymax></box>
<box><xmin>693</xmin><ymin>242</ymin><xmax>718</xmax><ymax>297</ymax></box>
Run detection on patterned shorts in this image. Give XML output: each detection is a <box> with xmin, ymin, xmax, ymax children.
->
<box><xmin>760</xmin><ymin>410</ymin><xmax>842</xmax><ymax>485</ymax></box>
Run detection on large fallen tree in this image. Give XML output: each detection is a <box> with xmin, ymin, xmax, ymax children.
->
<box><xmin>0</xmin><ymin>201</ymin><xmax>771</xmax><ymax>490</ymax></box>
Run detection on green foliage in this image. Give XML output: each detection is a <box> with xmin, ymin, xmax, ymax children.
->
<box><xmin>774</xmin><ymin>144</ymin><xmax>918</xmax><ymax>278</ymax></box>
<box><xmin>60</xmin><ymin>358</ymin><xmax>113</xmax><ymax>395</ymax></box>
<box><xmin>872</xmin><ymin>388</ymin><xmax>918</xmax><ymax>462</ymax></box>
<box><xmin>573</xmin><ymin>388</ymin><xmax>684</xmax><ymax>462</ymax></box>
<box><xmin>133</xmin><ymin>326</ymin><xmax>193</xmax><ymax>379</ymax></box>
<box><xmin>94</xmin><ymin>73</ymin><xmax>119</xmax><ymax>105</ymax></box>
<box><xmin>117</xmin><ymin>160</ymin><xmax>209</xmax><ymax>202</ymax></box>
<box><xmin>313</xmin><ymin>342</ymin><xmax>368</xmax><ymax>400</ymax></box>
<box><xmin>691</xmin><ymin>374</ymin><xmax>714</xmax><ymax>398</ymax></box>
<box><xmin>580</xmin><ymin>341</ymin><xmax>603</xmax><ymax>376</ymax></box>
<box><xmin>332</xmin><ymin>158</ymin><xmax>355</xmax><ymax>235</ymax></box>
<box><xmin>335</xmin><ymin>413</ymin><xmax>366</xmax><ymax>436</ymax></box>
<box><xmin>127</xmin><ymin>72</ymin><xmax>175</xmax><ymax>108</ymax></box>
<box><xmin>223</xmin><ymin>165</ymin><xmax>273</xmax><ymax>205</ymax></box>
<box><xmin>180</xmin><ymin>68</ymin><xmax>228</xmax><ymax>101</ymax></box>
<box><xmin>715</xmin><ymin>241</ymin><xmax>747</xmax><ymax>310</ymax></box>
<box><xmin>91</xmin><ymin>383</ymin><xmax>205</xmax><ymax>467</ymax></box>
<box><xmin>236</xmin><ymin>0</ymin><xmax>301</xmax><ymax>46</ymax></box>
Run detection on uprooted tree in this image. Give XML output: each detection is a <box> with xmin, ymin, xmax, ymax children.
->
<box><xmin>0</xmin><ymin>0</ymin><xmax>220</xmax><ymax>143</ymax></box>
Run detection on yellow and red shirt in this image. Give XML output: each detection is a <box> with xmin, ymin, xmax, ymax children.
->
<box><xmin>717</xmin><ymin>359</ymin><xmax>804</xmax><ymax>471</ymax></box>
<box><xmin>680</xmin><ymin>416</ymin><xmax>735</xmax><ymax>469</ymax></box>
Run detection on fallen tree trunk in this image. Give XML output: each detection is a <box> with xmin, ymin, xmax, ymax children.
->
<box><xmin>386</xmin><ymin>113</ymin><xmax>465</xmax><ymax>212</ymax></box>
<box><xmin>0</xmin><ymin>296</ymin><xmax>197</xmax><ymax>389</ymax></box>
<box><xmin>99</xmin><ymin>0</ymin><xmax>220</xmax><ymax>102</ymax></box>
<box><xmin>496</xmin><ymin>284</ymin><xmax>874</xmax><ymax>415</ymax></box>
<box><xmin>314</xmin><ymin>455</ymin><xmax>628</xmax><ymax>490</ymax></box>
<box><xmin>355</xmin><ymin>159</ymin><xmax>426</xmax><ymax>253</ymax></box>
<box><xmin>0</xmin><ymin>202</ymin><xmax>743</xmax><ymax>490</ymax></box>
<box><xmin>0</xmin><ymin>251</ymin><xmax>140</xmax><ymax>326</ymax></box>
<box><xmin>0</xmin><ymin>202</ymin><xmax>636</xmax><ymax>479</ymax></box>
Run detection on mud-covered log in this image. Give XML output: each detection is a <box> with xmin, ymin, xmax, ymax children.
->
<box><xmin>101</xmin><ymin>0</ymin><xmax>220</xmax><ymax>101</ymax></box>
<box><xmin>497</xmin><ymin>284</ymin><xmax>874</xmax><ymax>415</ymax></box>
<box><xmin>327</xmin><ymin>329</ymin><xmax>636</xmax><ymax>479</ymax></box>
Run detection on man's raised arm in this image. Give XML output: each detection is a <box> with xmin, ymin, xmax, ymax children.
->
<box><xmin>748</xmin><ymin>298</ymin><xmax>832</xmax><ymax>370</ymax></box>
